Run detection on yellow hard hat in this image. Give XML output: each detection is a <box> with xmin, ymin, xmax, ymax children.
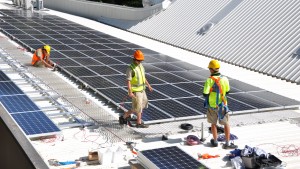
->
<box><xmin>133</xmin><ymin>50</ymin><xmax>144</xmax><ymax>61</ymax></box>
<box><xmin>43</xmin><ymin>45</ymin><xmax>51</xmax><ymax>54</ymax></box>
<box><xmin>208</xmin><ymin>59</ymin><xmax>220</xmax><ymax>69</ymax></box>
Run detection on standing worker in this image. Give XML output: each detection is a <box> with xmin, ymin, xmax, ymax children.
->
<box><xmin>31</xmin><ymin>45</ymin><xmax>56</xmax><ymax>69</ymax></box>
<box><xmin>119</xmin><ymin>50</ymin><xmax>153</xmax><ymax>128</ymax></box>
<box><xmin>203</xmin><ymin>59</ymin><xmax>238</xmax><ymax>149</ymax></box>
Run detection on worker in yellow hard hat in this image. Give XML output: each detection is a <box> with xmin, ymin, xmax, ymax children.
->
<box><xmin>203</xmin><ymin>59</ymin><xmax>238</xmax><ymax>149</ymax></box>
<box><xmin>119</xmin><ymin>50</ymin><xmax>153</xmax><ymax>128</ymax></box>
<box><xmin>31</xmin><ymin>45</ymin><xmax>56</xmax><ymax>69</ymax></box>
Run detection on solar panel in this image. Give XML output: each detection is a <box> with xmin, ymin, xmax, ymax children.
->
<box><xmin>93</xmin><ymin>57</ymin><xmax>124</xmax><ymax>65</ymax></box>
<box><xmin>150</xmin><ymin>100</ymin><xmax>201</xmax><ymax>118</ymax></box>
<box><xmin>153</xmin><ymin>84</ymin><xmax>194</xmax><ymax>98</ymax></box>
<box><xmin>60</xmin><ymin>51</ymin><xmax>88</xmax><ymax>58</ymax></box>
<box><xmin>0</xmin><ymin>82</ymin><xmax>24</xmax><ymax>95</ymax></box>
<box><xmin>248</xmin><ymin>91</ymin><xmax>300</xmax><ymax>107</ymax></box>
<box><xmin>87</xmin><ymin>43</ymin><xmax>110</xmax><ymax>50</ymax></box>
<box><xmin>98</xmin><ymin>49</ymin><xmax>125</xmax><ymax>56</ymax></box>
<box><xmin>229</xmin><ymin>79</ymin><xmax>263</xmax><ymax>92</ymax></box>
<box><xmin>147</xmin><ymin>89</ymin><xmax>169</xmax><ymax>100</ymax></box>
<box><xmin>110</xmin><ymin>64</ymin><xmax>129</xmax><ymax>74</ymax></box>
<box><xmin>113</xmin><ymin>56</ymin><xmax>133</xmax><ymax>64</ymax></box>
<box><xmin>122</xmin><ymin>103</ymin><xmax>173</xmax><ymax>122</ymax></box>
<box><xmin>115</xmin><ymin>49</ymin><xmax>135</xmax><ymax>55</ymax></box>
<box><xmin>228</xmin><ymin>93</ymin><xmax>282</xmax><ymax>110</ymax></box>
<box><xmin>171</xmin><ymin>71</ymin><xmax>206</xmax><ymax>82</ymax></box>
<box><xmin>80</xmin><ymin>50</ymin><xmax>106</xmax><ymax>57</ymax></box>
<box><xmin>1</xmin><ymin>9</ymin><xmax>299</xmax><ymax>124</ymax></box>
<box><xmin>51</xmin><ymin>58</ymin><xmax>81</xmax><ymax>67</ymax></box>
<box><xmin>69</xmin><ymin>44</ymin><xmax>93</xmax><ymax>50</ymax></box>
<box><xmin>74</xmin><ymin>38</ymin><xmax>96</xmax><ymax>44</ymax></box>
<box><xmin>173</xmin><ymin>83</ymin><xmax>202</xmax><ymax>96</ymax></box>
<box><xmin>12</xmin><ymin>111</ymin><xmax>60</xmax><ymax>136</ymax></box>
<box><xmin>150</xmin><ymin>72</ymin><xmax>189</xmax><ymax>83</ymax></box>
<box><xmin>143</xmin><ymin>64</ymin><xmax>165</xmax><ymax>73</ymax></box>
<box><xmin>175</xmin><ymin>97</ymin><xmax>207</xmax><ymax>114</ymax></box>
<box><xmin>71</xmin><ymin>57</ymin><xmax>101</xmax><ymax>66</ymax></box>
<box><xmin>80</xmin><ymin>76</ymin><xmax>118</xmax><ymax>89</ymax></box>
<box><xmin>87</xmin><ymin>65</ymin><xmax>120</xmax><ymax>75</ymax></box>
<box><xmin>0</xmin><ymin>71</ymin><xmax>11</xmax><ymax>81</ymax></box>
<box><xmin>63</xmin><ymin>66</ymin><xmax>97</xmax><ymax>77</ymax></box>
<box><xmin>226</xmin><ymin>97</ymin><xmax>257</xmax><ymax>112</ymax></box>
<box><xmin>0</xmin><ymin>95</ymin><xmax>40</xmax><ymax>113</ymax></box>
<box><xmin>104</xmin><ymin>74</ymin><xmax>127</xmax><ymax>86</ymax></box>
<box><xmin>138</xmin><ymin>146</ymin><xmax>209</xmax><ymax>169</ymax></box>
<box><xmin>97</xmin><ymin>87</ymin><xmax>127</xmax><ymax>103</ymax></box>
<box><xmin>101</xmin><ymin>43</ymin><xmax>126</xmax><ymax>49</ymax></box>
<box><xmin>145</xmin><ymin>74</ymin><xmax>166</xmax><ymax>85</ymax></box>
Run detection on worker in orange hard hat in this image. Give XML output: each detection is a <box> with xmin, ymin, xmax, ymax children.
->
<box><xmin>203</xmin><ymin>59</ymin><xmax>238</xmax><ymax>149</ymax></box>
<box><xmin>119</xmin><ymin>50</ymin><xmax>153</xmax><ymax>128</ymax></box>
<box><xmin>31</xmin><ymin>45</ymin><xmax>56</xmax><ymax>69</ymax></box>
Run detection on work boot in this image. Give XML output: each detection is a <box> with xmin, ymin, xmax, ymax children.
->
<box><xmin>136</xmin><ymin>123</ymin><xmax>149</xmax><ymax>128</ymax></box>
<box><xmin>119</xmin><ymin>116</ymin><xmax>127</xmax><ymax>125</ymax></box>
<box><xmin>210</xmin><ymin>139</ymin><xmax>218</xmax><ymax>147</ymax></box>
<box><xmin>222</xmin><ymin>143</ymin><xmax>238</xmax><ymax>149</ymax></box>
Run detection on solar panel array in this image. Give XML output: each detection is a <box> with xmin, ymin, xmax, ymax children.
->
<box><xmin>1</xmin><ymin>10</ymin><xmax>299</xmax><ymax>124</ymax></box>
<box><xmin>138</xmin><ymin>146</ymin><xmax>209</xmax><ymax>169</ymax></box>
<box><xmin>0</xmin><ymin>70</ymin><xmax>60</xmax><ymax>137</ymax></box>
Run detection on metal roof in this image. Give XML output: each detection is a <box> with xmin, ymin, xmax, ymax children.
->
<box><xmin>102</xmin><ymin>0</ymin><xmax>300</xmax><ymax>84</ymax></box>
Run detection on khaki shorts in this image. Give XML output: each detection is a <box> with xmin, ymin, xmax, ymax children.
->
<box><xmin>207</xmin><ymin>107</ymin><xmax>229</xmax><ymax>125</ymax></box>
<box><xmin>131</xmin><ymin>91</ymin><xmax>148</xmax><ymax>113</ymax></box>
<box><xmin>33</xmin><ymin>61</ymin><xmax>45</xmax><ymax>67</ymax></box>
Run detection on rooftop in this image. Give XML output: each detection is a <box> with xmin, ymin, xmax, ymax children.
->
<box><xmin>0</xmin><ymin>1</ymin><xmax>300</xmax><ymax>169</ymax></box>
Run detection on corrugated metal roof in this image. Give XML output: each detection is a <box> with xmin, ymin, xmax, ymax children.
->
<box><xmin>104</xmin><ymin>0</ymin><xmax>300</xmax><ymax>84</ymax></box>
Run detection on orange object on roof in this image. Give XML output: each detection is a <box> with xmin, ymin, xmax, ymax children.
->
<box><xmin>198</xmin><ymin>153</ymin><xmax>220</xmax><ymax>159</ymax></box>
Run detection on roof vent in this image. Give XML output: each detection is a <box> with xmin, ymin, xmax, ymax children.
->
<box><xmin>197</xmin><ymin>22</ymin><xmax>214</xmax><ymax>35</ymax></box>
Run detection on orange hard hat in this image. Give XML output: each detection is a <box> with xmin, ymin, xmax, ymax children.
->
<box><xmin>133</xmin><ymin>50</ymin><xmax>144</xmax><ymax>61</ymax></box>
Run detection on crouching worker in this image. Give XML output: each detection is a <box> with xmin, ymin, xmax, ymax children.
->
<box><xmin>31</xmin><ymin>45</ymin><xmax>56</xmax><ymax>69</ymax></box>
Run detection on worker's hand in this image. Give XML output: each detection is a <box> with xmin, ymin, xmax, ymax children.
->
<box><xmin>128</xmin><ymin>92</ymin><xmax>136</xmax><ymax>98</ymax></box>
<box><xmin>148</xmin><ymin>85</ymin><xmax>153</xmax><ymax>92</ymax></box>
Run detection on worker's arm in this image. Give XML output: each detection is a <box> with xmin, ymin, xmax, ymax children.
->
<box><xmin>145</xmin><ymin>79</ymin><xmax>153</xmax><ymax>92</ymax></box>
<box><xmin>37</xmin><ymin>50</ymin><xmax>53</xmax><ymax>68</ymax></box>
<box><xmin>127</xmin><ymin>80</ymin><xmax>135</xmax><ymax>98</ymax></box>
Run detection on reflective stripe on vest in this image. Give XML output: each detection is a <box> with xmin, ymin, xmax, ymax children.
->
<box><xmin>130</xmin><ymin>63</ymin><xmax>146</xmax><ymax>92</ymax></box>
<box><xmin>31</xmin><ymin>48</ymin><xmax>45</xmax><ymax>65</ymax></box>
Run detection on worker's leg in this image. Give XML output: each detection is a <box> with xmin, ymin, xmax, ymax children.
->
<box><xmin>33</xmin><ymin>61</ymin><xmax>45</xmax><ymax>67</ymax></box>
<box><xmin>123</xmin><ymin>109</ymin><xmax>134</xmax><ymax>118</ymax></box>
<box><xmin>220</xmin><ymin>113</ymin><xmax>237</xmax><ymax>149</ymax></box>
<box><xmin>224</xmin><ymin>123</ymin><xmax>230</xmax><ymax>143</ymax></box>
<box><xmin>207</xmin><ymin>108</ymin><xmax>218</xmax><ymax>146</ymax></box>
<box><xmin>211</xmin><ymin>123</ymin><xmax>218</xmax><ymax>141</ymax></box>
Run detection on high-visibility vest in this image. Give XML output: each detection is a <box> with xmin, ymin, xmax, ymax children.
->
<box><xmin>130</xmin><ymin>63</ymin><xmax>146</xmax><ymax>92</ymax></box>
<box><xmin>203</xmin><ymin>75</ymin><xmax>230</xmax><ymax>108</ymax></box>
<box><xmin>31</xmin><ymin>48</ymin><xmax>45</xmax><ymax>65</ymax></box>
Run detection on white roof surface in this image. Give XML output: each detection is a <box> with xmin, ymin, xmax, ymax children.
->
<box><xmin>0</xmin><ymin>1</ymin><xmax>300</xmax><ymax>169</ymax></box>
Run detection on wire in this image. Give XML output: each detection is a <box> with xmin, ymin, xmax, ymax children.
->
<box><xmin>256</xmin><ymin>143</ymin><xmax>300</xmax><ymax>157</ymax></box>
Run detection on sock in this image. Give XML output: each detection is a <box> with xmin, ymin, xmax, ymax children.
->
<box><xmin>225</xmin><ymin>140</ymin><xmax>229</xmax><ymax>145</ymax></box>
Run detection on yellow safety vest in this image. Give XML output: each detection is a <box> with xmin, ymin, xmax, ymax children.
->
<box><xmin>130</xmin><ymin>63</ymin><xmax>146</xmax><ymax>92</ymax></box>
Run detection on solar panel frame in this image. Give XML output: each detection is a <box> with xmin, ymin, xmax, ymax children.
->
<box><xmin>138</xmin><ymin>146</ymin><xmax>209</xmax><ymax>169</ymax></box>
<box><xmin>11</xmin><ymin>111</ymin><xmax>60</xmax><ymax>137</ymax></box>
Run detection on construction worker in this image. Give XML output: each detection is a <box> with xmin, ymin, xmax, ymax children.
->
<box><xmin>203</xmin><ymin>59</ymin><xmax>237</xmax><ymax>149</ymax></box>
<box><xmin>31</xmin><ymin>45</ymin><xmax>56</xmax><ymax>69</ymax></box>
<box><xmin>119</xmin><ymin>50</ymin><xmax>153</xmax><ymax>128</ymax></box>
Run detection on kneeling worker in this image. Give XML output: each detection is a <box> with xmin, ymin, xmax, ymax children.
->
<box><xmin>31</xmin><ymin>45</ymin><xmax>55</xmax><ymax>69</ymax></box>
